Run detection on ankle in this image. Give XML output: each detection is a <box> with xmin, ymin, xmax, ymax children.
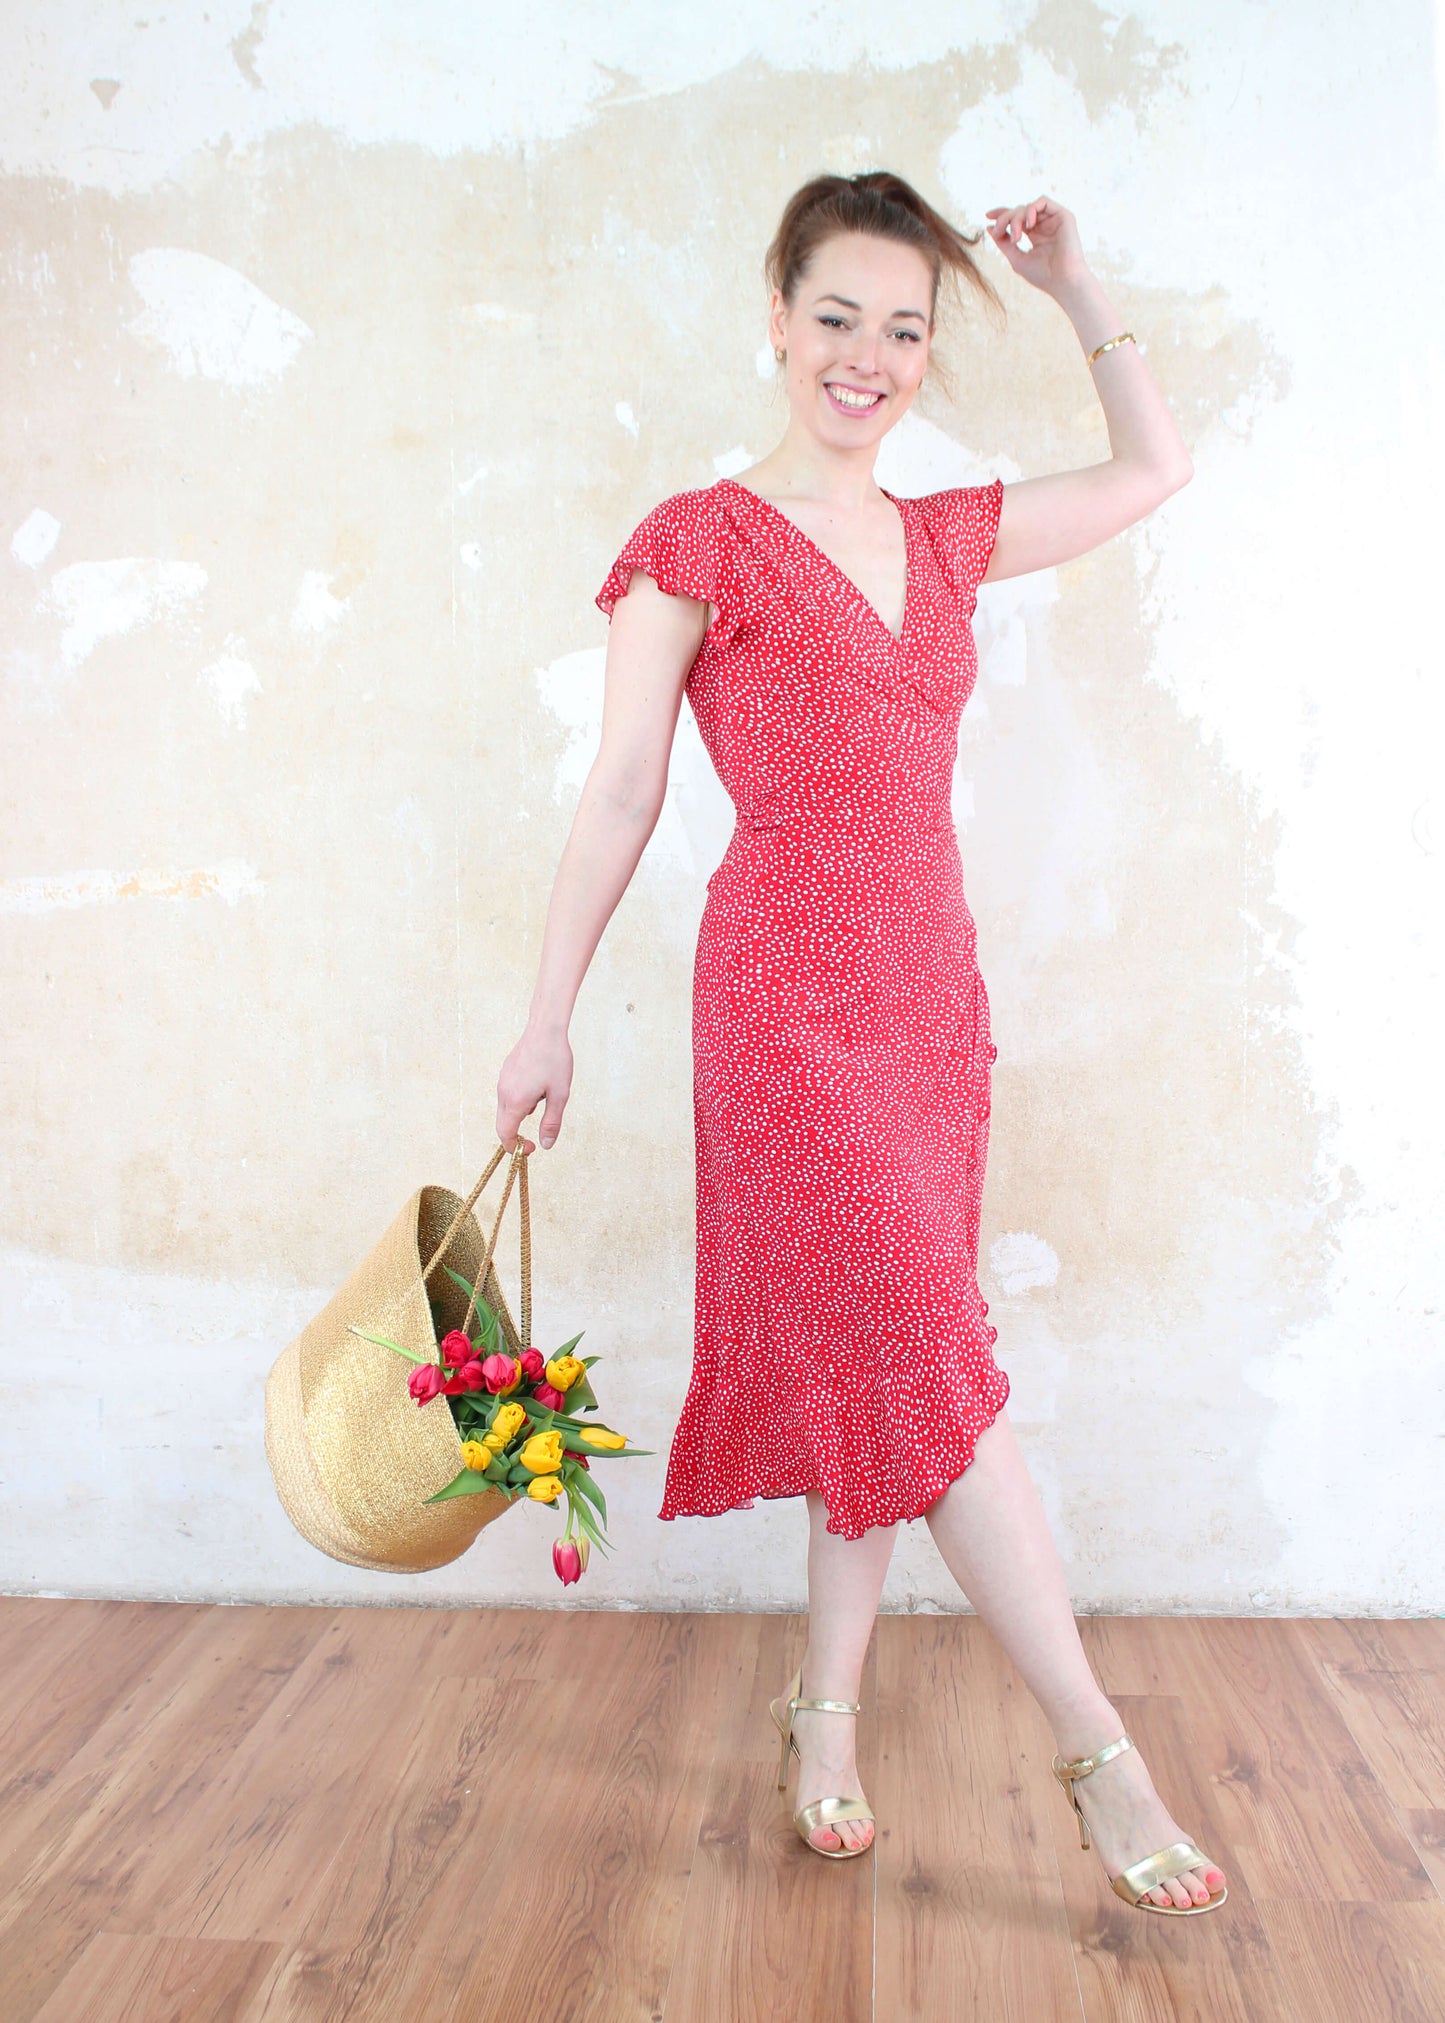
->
<box><xmin>798</xmin><ymin>1653</ymin><xmax>863</xmax><ymax>1707</ymax></box>
<box><xmin>1051</xmin><ymin>1693</ymin><xmax>1125</xmax><ymax>1763</ymax></box>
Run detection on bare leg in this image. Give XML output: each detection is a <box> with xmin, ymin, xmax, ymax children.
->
<box><xmin>923</xmin><ymin>1406</ymin><xmax>1226</xmax><ymax>1910</ymax></box>
<box><xmin>790</xmin><ymin>1489</ymin><xmax>896</xmax><ymax>1853</ymax></box>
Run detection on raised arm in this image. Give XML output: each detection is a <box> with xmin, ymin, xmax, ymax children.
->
<box><xmin>978</xmin><ymin>196</ymin><xmax>1194</xmax><ymax>586</ymax></box>
<box><xmin>495</xmin><ymin>570</ymin><xmax>706</xmax><ymax>1153</ymax></box>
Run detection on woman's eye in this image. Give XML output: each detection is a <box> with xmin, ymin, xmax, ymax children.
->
<box><xmin>815</xmin><ymin>315</ymin><xmax>919</xmax><ymax>341</ymax></box>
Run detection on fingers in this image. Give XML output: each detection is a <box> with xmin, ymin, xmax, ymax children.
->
<box><xmin>986</xmin><ymin>205</ymin><xmax>1029</xmax><ymax>252</ymax></box>
<box><xmin>497</xmin><ymin>1109</ymin><xmax>541</xmax><ymax>1154</ymax></box>
<box><xmin>985</xmin><ymin>196</ymin><xmax>1056</xmax><ymax>247</ymax></box>
<box><xmin>498</xmin><ymin>1107</ymin><xmax>564</xmax><ymax>1151</ymax></box>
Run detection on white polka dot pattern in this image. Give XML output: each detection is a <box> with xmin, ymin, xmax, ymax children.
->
<box><xmin>595</xmin><ymin>475</ymin><xmax>1009</xmax><ymax>1540</ymax></box>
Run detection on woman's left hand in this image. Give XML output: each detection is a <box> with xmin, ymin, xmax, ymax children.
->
<box><xmin>984</xmin><ymin>196</ymin><xmax>1088</xmax><ymax>296</ymax></box>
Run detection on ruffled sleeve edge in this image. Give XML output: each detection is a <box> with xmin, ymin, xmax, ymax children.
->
<box><xmin>919</xmin><ymin>476</ymin><xmax>1005</xmax><ymax>604</ymax></box>
<box><xmin>593</xmin><ymin>487</ymin><xmax>731</xmax><ymax>628</ymax></box>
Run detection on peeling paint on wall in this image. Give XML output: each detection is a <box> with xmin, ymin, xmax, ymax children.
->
<box><xmin>127</xmin><ymin>247</ymin><xmax>312</xmax><ymax>385</ymax></box>
<box><xmin>10</xmin><ymin>509</ymin><xmax>61</xmax><ymax>569</ymax></box>
<box><xmin>0</xmin><ymin>862</ymin><xmax>264</xmax><ymax>913</ymax></box>
<box><xmin>197</xmin><ymin>636</ymin><xmax>260</xmax><ymax>727</ymax></box>
<box><xmin>990</xmin><ymin>1231</ymin><xmax>1061</xmax><ymax>1296</ymax></box>
<box><xmin>292</xmin><ymin>570</ymin><xmax>347</xmax><ymax>633</ymax></box>
<box><xmin>41</xmin><ymin>558</ymin><xmax>208</xmax><ymax>672</ymax></box>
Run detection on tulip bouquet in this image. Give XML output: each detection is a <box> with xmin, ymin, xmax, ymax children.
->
<box><xmin>349</xmin><ymin>1261</ymin><xmax>645</xmax><ymax>1584</ymax></box>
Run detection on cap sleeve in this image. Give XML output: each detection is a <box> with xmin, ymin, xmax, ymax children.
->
<box><xmin>594</xmin><ymin>487</ymin><xmax>739</xmax><ymax>651</ymax></box>
<box><xmin>917</xmin><ymin>477</ymin><xmax>1005</xmax><ymax>607</ymax></box>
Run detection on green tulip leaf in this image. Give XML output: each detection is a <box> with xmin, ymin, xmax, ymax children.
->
<box><xmin>441</xmin><ymin>1263</ymin><xmax>497</xmax><ymax>1322</ymax></box>
<box><xmin>348</xmin><ymin>1325</ymin><xmax>431</xmax><ymax>1366</ymax></box>
<box><xmin>572</xmin><ymin>1504</ymin><xmax>612</xmax><ymax>1553</ymax></box>
<box><xmin>568</xmin><ymin>1468</ymin><xmax>609</xmax><ymax>1524</ymax></box>
<box><xmin>425</xmin><ymin>1468</ymin><xmax>508</xmax><ymax>1504</ymax></box>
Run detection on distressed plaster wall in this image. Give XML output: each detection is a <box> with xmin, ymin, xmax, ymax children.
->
<box><xmin>2</xmin><ymin>3</ymin><xmax>1441</xmax><ymax>1613</ymax></box>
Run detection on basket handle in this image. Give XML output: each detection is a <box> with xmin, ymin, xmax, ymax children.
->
<box><xmin>415</xmin><ymin>1136</ymin><xmax>533</xmax><ymax>1358</ymax></box>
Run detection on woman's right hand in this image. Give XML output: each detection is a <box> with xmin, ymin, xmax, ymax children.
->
<box><xmin>496</xmin><ymin>1023</ymin><xmax>573</xmax><ymax>1152</ymax></box>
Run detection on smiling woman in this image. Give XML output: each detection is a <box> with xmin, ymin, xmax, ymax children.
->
<box><xmin>498</xmin><ymin>165</ymin><xmax>1218</xmax><ymax>1916</ymax></box>
<box><xmin>765</xmin><ymin>167</ymin><xmax>1003</xmax><ymax>388</ymax></box>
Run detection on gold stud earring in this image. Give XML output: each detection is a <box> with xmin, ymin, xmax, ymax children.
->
<box><xmin>774</xmin><ymin>347</ymin><xmax>785</xmax><ymax>362</ymax></box>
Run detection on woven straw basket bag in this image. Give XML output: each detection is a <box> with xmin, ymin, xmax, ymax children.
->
<box><xmin>265</xmin><ymin>1137</ymin><xmax>533</xmax><ymax>1572</ymax></box>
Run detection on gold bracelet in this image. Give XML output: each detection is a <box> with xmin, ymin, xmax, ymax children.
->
<box><xmin>1086</xmin><ymin>330</ymin><xmax>1136</xmax><ymax>366</ymax></box>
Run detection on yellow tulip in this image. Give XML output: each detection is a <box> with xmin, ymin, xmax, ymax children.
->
<box><xmin>518</xmin><ymin>1429</ymin><xmax>566</xmax><ymax>1475</ymax></box>
<box><xmin>460</xmin><ymin>1440</ymin><xmax>490</xmax><ymax>1473</ymax></box>
<box><xmin>579</xmin><ymin>1427</ymin><xmax>627</xmax><ymax>1451</ymax></box>
<box><xmin>489</xmin><ymin>1402</ymin><xmax>527</xmax><ymax>1445</ymax></box>
<box><xmin>527</xmin><ymin>1475</ymin><xmax>565</xmax><ymax>1504</ymax></box>
<box><xmin>545</xmin><ymin>1355</ymin><xmax>585</xmax><ymax>1393</ymax></box>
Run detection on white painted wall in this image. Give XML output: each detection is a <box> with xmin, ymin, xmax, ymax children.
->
<box><xmin>3</xmin><ymin>2</ymin><xmax>1442</xmax><ymax>1613</ymax></box>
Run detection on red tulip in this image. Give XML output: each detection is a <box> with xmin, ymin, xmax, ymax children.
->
<box><xmin>533</xmin><ymin>1381</ymin><xmax>566</xmax><ymax>1411</ymax></box>
<box><xmin>437</xmin><ymin>1329</ymin><xmax>473</xmax><ymax>1368</ymax></box>
<box><xmin>552</xmin><ymin>1537</ymin><xmax>588</xmax><ymax>1585</ymax></box>
<box><xmin>442</xmin><ymin>1360</ymin><xmax>487</xmax><ymax>1395</ymax></box>
<box><xmin>480</xmin><ymin>1353</ymin><xmax>518</xmax><ymax>1394</ymax></box>
<box><xmin>408</xmin><ymin>1363</ymin><xmax>445</xmax><ymax>1404</ymax></box>
<box><xmin>519</xmin><ymin>1347</ymin><xmax>546</xmax><ymax>1381</ymax></box>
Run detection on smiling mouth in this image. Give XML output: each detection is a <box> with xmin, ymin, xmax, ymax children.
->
<box><xmin>825</xmin><ymin>383</ymin><xmax>884</xmax><ymax>411</ymax></box>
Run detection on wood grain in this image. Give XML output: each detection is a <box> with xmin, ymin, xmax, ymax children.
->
<box><xmin>662</xmin><ymin>1613</ymin><xmax>876</xmax><ymax>2023</ymax></box>
<box><xmin>29</xmin><ymin>1933</ymin><xmax>278</xmax><ymax>2023</ymax></box>
<box><xmin>0</xmin><ymin>1600</ymin><xmax>1440</xmax><ymax>2021</ymax></box>
<box><xmin>874</xmin><ymin>1616</ymin><xmax>1081</xmax><ymax>2023</ymax></box>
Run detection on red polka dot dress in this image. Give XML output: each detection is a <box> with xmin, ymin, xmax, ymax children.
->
<box><xmin>595</xmin><ymin>475</ymin><xmax>1009</xmax><ymax>1540</ymax></box>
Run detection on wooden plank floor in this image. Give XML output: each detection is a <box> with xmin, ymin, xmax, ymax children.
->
<box><xmin>1</xmin><ymin>1601</ymin><xmax>1442</xmax><ymax>2022</ymax></box>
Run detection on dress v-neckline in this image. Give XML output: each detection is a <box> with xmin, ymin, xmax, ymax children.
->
<box><xmin>717</xmin><ymin>477</ymin><xmax>911</xmax><ymax>649</ymax></box>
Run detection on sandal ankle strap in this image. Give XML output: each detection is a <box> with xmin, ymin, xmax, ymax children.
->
<box><xmin>1055</xmin><ymin>1732</ymin><xmax>1134</xmax><ymax>1781</ymax></box>
<box><xmin>791</xmin><ymin>1695</ymin><xmax>862</xmax><ymax>1716</ymax></box>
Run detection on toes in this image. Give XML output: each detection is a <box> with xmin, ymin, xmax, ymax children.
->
<box><xmin>809</xmin><ymin>1818</ymin><xmax>873</xmax><ymax>1853</ymax></box>
<box><xmin>1146</xmin><ymin>1885</ymin><xmax>1172</xmax><ymax>1907</ymax></box>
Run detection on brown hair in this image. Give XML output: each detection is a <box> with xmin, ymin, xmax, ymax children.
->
<box><xmin>764</xmin><ymin>169</ymin><xmax>1005</xmax><ymax>399</ymax></box>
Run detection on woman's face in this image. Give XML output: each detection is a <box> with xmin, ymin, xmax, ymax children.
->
<box><xmin>770</xmin><ymin>231</ymin><xmax>935</xmax><ymax>448</ymax></box>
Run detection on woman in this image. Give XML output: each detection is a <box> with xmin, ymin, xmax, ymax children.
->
<box><xmin>497</xmin><ymin>171</ymin><xmax>1227</xmax><ymax>1916</ymax></box>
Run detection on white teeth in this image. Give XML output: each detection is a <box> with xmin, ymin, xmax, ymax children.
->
<box><xmin>828</xmin><ymin>385</ymin><xmax>881</xmax><ymax>408</ymax></box>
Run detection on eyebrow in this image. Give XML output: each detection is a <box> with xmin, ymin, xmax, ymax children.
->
<box><xmin>812</xmin><ymin>292</ymin><xmax>927</xmax><ymax>323</ymax></box>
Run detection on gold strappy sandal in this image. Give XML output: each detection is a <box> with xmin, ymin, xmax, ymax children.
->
<box><xmin>1052</xmin><ymin>1733</ymin><xmax>1228</xmax><ymax>1914</ymax></box>
<box><xmin>768</xmin><ymin>1667</ymin><xmax>875</xmax><ymax>1860</ymax></box>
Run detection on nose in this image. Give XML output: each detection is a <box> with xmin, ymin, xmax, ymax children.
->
<box><xmin>845</xmin><ymin>330</ymin><xmax>883</xmax><ymax>378</ymax></box>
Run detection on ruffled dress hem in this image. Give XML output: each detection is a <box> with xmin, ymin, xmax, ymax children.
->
<box><xmin>656</xmin><ymin>1368</ymin><xmax>1010</xmax><ymax>1542</ymax></box>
